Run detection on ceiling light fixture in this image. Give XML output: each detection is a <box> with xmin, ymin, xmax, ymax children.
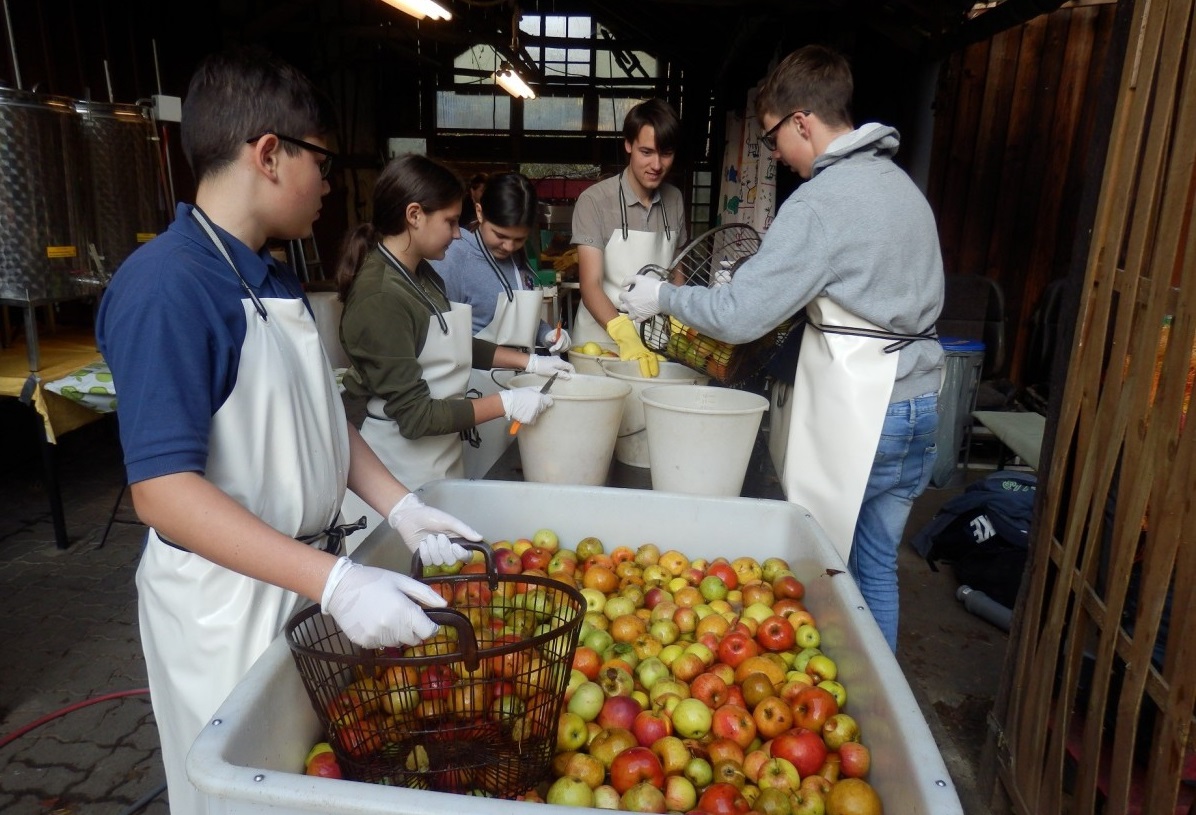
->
<box><xmin>494</xmin><ymin>4</ymin><xmax>535</xmax><ymax>100</ymax></box>
<box><xmin>380</xmin><ymin>0</ymin><xmax>452</xmax><ymax>21</ymax></box>
<box><xmin>495</xmin><ymin>63</ymin><xmax>536</xmax><ymax>99</ymax></box>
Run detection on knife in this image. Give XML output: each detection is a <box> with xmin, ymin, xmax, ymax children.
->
<box><xmin>509</xmin><ymin>371</ymin><xmax>559</xmax><ymax>435</ymax></box>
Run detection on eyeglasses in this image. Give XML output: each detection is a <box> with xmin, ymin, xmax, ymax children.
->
<box><xmin>760</xmin><ymin>110</ymin><xmax>811</xmax><ymax>152</ymax></box>
<box><xmin>246</xmin><ymin>130</ymin><xmax>336</xmax><ymax>179</ymax></box>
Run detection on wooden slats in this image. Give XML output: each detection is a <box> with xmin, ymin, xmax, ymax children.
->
<box><xmin>994</xmin><ymin>1</ymin><xmax>1196</xmax><ymax>813</ymax></box>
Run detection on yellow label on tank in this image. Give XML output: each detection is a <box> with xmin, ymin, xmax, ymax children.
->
<box><xmin>46</xmin><ymin>246</ymin><xmax>78</xmax><ymax>259</ymax></box>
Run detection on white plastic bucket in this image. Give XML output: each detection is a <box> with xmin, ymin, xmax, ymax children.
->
<box><xmin>568</xmin><ymin>342</ymin><xmax>619</xmax><ymax>376</ymax></box>
<box><xmin>507</xmin><ymin>373</ymin><xmax>631</xmax><ymax>485</ymax></box>
<box><xmin>641</xmin><ymin>385</ymin><xmax>769</xmax><ymax>497</ymax></box>
<box><xmin>599</xmin><ymin>359</ymin><xmax>710</xmax><ymax>468</ymax></box>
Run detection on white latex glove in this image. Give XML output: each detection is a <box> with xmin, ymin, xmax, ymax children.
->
<box><xmin>547</xmin><ymin>326</ymin><xmax>572</xmax><ymax>354</ymax></box>
<box><xmin>321</xmin><ymin>557</ymin><xmax>447</xmax><ymax>648</ymax></box>
<box><xmin>387</xmin><ymin>493</ymin><xmax>481</xmax><ymax>566</ymax></box>
<box><xmin>619</xmin><ymin>274</ymin><xmax>664</xmax><ymax>322</ymax></box>
<box><xmin>712</xmin><ymin>259</ymin><xmax>734</xmax><ymax>288</ymax></box>
<box><xmin>500</xmin><ymin>386</ymin><xmax>554</xmax><ymax>424</ymax></box>
<box><xmin>525</xmin><ymin>354</ymin><xmax>575</xmax><ymax>378</ymax></box>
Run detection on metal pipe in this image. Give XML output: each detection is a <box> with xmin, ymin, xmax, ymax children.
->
<box><xmin>151</xmin><ymin>38</ymin><xmax>177</xmax><ymax>210</ymax></box>
<box><xmin>103</xmin><ymin>59</ymin><xmax>113</xmax><ymax>103</ymax></box>
<box><xmin>3</xmin><ymin>0</ymin><xmax>22</xmax><ymax>89</ymax></box>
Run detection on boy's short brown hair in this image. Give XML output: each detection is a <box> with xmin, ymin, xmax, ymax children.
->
<box><xmin>755</xmin><ymin>45</ymin><xmax>854</xmax><ymax>130</ymax></box>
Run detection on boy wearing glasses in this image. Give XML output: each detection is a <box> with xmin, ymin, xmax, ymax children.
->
<box><xmin>96</xmin><ymin>46</ymin><xmax>480</xmax><ymax>814</ymax></box>
<box><xmin>621</xmin><ymin>45</ymin><xmax>944</xmax><ymax>652</ymax></box>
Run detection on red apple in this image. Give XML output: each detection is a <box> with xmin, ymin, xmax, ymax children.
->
<box><xmin>770</xmin><ymin>726</ymin><xmax>828</xmax><ymax>779</ymax></box>
<box><xmin>791</xmin><ymin>685</ymin><xmax>838</xmax><ymax>732</ymax></box>
<box><xmin>707</xmin><ymin>560</ymin><xmax>739</xmax><ymax>590</ymax></box>
<box><xmin>690</xmin><ymin>671</ymin><xmax>730</xmax><ymax>709</ymax></box>
<box><xmin>696</xmin><ymin>781</ymin><xmax>751</xmax><ymax>815</ymax></box>
<box><xmin>772</xmin><ymin>574</ymin><xmax>805</xmax><ymax>601</ymax></box>
<box><xmin>632</xmin><ymin>708</ymin><xmax>673</xmax><ymax>747</ymax></box>
<box><xmin>599</xmin><ymin>694</ymin><xmax>643</xmax><ymax>731</ymax></box>
<box><xmin>520</xmin><ymin>545</ymin><xmax>552</xmax><ymax>572</ymax></box>
<box><xmin>755</xmin><ymin>616</ymin><xmax>797</xmax><ymax>652</ymax></box>
<box><xmin>837</xmin><ymin>741</ymin><xmax>872</xmax><ymax>778</ymax></box>
<box><xmin>610</xmin><ymin>745</ymin><xmax>666</xmax><ymax>793</ymax></box>
<box><xmin>710</xmin><ymin>704</ymin><xmax>757</xmax><ymax>749</ymax></box>
<box><xmin>716</xmin><ymin>632</ymin><xmax>759</xmax><ymax>668</ymax></box>
<box><xmin>492</xmin><ymin>547</ymin><xmax>523</xmax><ymax>574</ymax></box>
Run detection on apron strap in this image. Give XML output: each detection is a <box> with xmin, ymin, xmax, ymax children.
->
<box><xmin>619</xmin><ymin>183</ymin><xmax>672</xmax><ymax>243</ymax></box>
<box><xmin>476</xmin><ymin>229</ymin><xmax>518</xmax><ymax>302</ymax></box>
<box><xmin>190</xmin><ymin>207</ymin><xmax>269</xmax><ymax>322</ymax></box>
<box><xmin>157</xmin><ymin>515</ymin><xmax>363</xmax><ymax>556</ymax></box>
<box><xmin>807</xmin><ymin>318</ymin><xmax>938</xmax><ymax>354</ymax></box>
<box><xmin>378</xmin><ymin>244</ymin><xmax>451</xmax><ymax>335</ymax></box>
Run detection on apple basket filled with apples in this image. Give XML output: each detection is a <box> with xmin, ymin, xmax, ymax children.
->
<box><xmin>286</xmin><ymin>541</ymin><xmax>586</xmax><ymax>797</ymax></box>
<box><xmin>299</xmin><ymin>532</ymin><xmax>884</xmax><ymax>815</ymax></box>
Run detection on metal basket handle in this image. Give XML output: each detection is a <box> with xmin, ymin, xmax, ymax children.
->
<box><xmin>410</xmin><ymin>540</ymin><xmax>498</xmax><ymax>591</ymax></box>
<box><xmin>423</xmin><ymin>607</ymin><xmax>484</xmax><ymax>673</ymax></box>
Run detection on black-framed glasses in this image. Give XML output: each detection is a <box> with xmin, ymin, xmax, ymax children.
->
<box><xmin>760</xmin><ymin>109</ymin><xmax>811</xmax><ymax>152</ymax></box>
<box><xmin>246</xmin><ymin>130</ymin><xmax>336</xmax><ymax>179</ymax></box>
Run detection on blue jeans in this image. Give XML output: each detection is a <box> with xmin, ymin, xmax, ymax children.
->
<box><xmin>848</xmin><ymin>393</ymin><xmax>939</xmax><ymax>652</ymax></box>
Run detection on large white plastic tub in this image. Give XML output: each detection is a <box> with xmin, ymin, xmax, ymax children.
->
<box><xmin>188</xmin><ymin>480</ymin><xmax>963</xmax><ymax>815</ymax></box>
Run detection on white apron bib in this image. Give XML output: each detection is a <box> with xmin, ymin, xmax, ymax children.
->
<box><xmin>357</xmin><ymin>249</ymin><xmax>474</xmax><ymax>494</ymax></box>
<box><xmin>140</xmin><ymin>210</ymin><xmax>348</xmax><ymax>815</ymax></box>
<box><xmin>782</xmin><ymin>297</ymin><xmax>898</xmax><ymax>563</ymax></box>
<box><xmin>572</xmin><ymin>185</ymin><xmax>680</xmax><ymax>345</ymax></box>
<box><xmin>464</xmin><ymin>231</ymin><xmax>543</xmax><ymax>478</ymax></box>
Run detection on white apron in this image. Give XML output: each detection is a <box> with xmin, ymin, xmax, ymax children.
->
<box><xmin>141</xmin><ymin>209</ymin><xmax>348</xmax><ymax>815</ymax></box>
<box><xmin>464</xmin><ymin>232</ymin><xmax>544</xmax><ymax>478</ymax></box>
<box><xmin>359</xmin><ymin>253</ymin><xmax>473</xmax><ymax>493</ymax></box>
<box><xmin>572</xmin><ymin>185</ymin><xmax>680</xmax><ymax>345</ymax></box>
<box><xmin>782</xmin><ymin>297</ymin><xmax>899</xmax><ymax>563</ymax></box>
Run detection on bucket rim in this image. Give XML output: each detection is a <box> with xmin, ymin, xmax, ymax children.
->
<box><xmin>598</xmin><ymin>358</ymin><xmax>708</xmax><ymax>383</ymax></box>
<box><xmin>640</xmin><ymin>384</ymin><xmax>769</xmax><ymax>415</ymax></box>
<box><xmin>508</xmin><ymin>372</ymin><xmax>632</xmax><ymax>400</ymax></box>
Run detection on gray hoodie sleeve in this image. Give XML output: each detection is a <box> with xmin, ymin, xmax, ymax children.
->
<box><xmin>658</xmin><ymin>200</ymin><xmax>831</xmax><ymax>344</ymax></box>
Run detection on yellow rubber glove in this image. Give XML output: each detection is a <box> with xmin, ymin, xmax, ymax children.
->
<box><xmin>607</xmin><ymin>314</ymin><xmax>659</xmax><ymax>378</ymax></box>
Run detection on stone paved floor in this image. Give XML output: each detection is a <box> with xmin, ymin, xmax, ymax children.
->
<box><xmin>0</xmin><ymin>400</ymin><xmax>1013</xmax><ymax>815</ymax></box>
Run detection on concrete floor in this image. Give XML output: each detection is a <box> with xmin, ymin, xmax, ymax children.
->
<box><xmin>0</xmin><ymin>402</ymin><xmax>1014</xmax><ymax>815</ymax></box>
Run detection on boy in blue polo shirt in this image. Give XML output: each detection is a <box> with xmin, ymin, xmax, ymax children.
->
<box><xmin>96</xmin><ymin>46</ymin><xmax>480</xmax><ymax>815</ymax></box>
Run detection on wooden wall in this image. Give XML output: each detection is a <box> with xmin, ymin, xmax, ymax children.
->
<box><xmin>927</xmin><ymin>0</ymin><xmax>1120</xmax><ymax>383</ymax></box>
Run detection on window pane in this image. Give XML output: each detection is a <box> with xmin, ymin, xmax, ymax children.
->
<box><xmin>545</xmin><ymin>47</ymin><xmax>566</xmax><ymax>63</ymax></box>
<box><xmin>598</xmin><ymin>98</ymin><xmax>645</xmax><ymax>132</ymax></box>
<box><xmin>567</xmin><ymin>16</ymin><xmax>592</xmax><ymax>38</ymax></box>
<box><xmin>544</xmin><ymin>15</ymin><xmax>567</xmax><ymax>38</ymax></box>
<box><xmin>437</xmin><ymin>91</ymin><xmax>510</xmax><ymax>130</ymax></box>
<box><xmin>454</xmin><ymin>44</ymin><xmax>500</xmax><ymax>83</ymax></box>
<box><xmin>519</xmin><ymin>16</ymin><xmax>539</xmax><ymax>37</ymax></box>
<box><xmin>524</xmin><ymin>96</ymin><xmax>584</xmax><ymax>131</ymax></box>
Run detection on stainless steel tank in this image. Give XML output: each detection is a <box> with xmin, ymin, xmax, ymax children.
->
<box><xmin>0</xmin><ymin>86</ymin><xmax>94</xmax><ymax>303</ymax></box>
<box><xmin>74</xmin><ymin>99</ymin><xmax>167</xmax><ymax>275</ymax></box>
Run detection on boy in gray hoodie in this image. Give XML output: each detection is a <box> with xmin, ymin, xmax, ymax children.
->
<box><xmin>621</xmin><ymin>45</ymin><xmax>944</xmax><ymax>651</ymax></box>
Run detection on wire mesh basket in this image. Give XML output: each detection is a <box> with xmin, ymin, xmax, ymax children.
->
<box><xmin>638</xmin><ymin>224</ymin><xmax>794</xmax><ymax>385</ymax></box>
<box><xmin>285</xmin><ymin>543</ymin><xmax>585</xmax><ymax>797</ymax></box>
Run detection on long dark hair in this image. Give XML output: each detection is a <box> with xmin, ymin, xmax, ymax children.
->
<box><xmin>478</xmin><ymin>172</ymin><xmax>538</xmax><ymax>229</ymax></box>
<box><xmin>335</xmin><ymin>153</ymin><xmax>462</xmax><ymax>300</ymax></box>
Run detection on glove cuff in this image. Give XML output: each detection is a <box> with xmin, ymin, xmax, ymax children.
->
<box><xmin>387</xmin><ymin>492</ymin><xmax>424</xmax><ymax>529</ymax></box>
<box><xmin>606</xmin><ymin>313</ymin><xmax>632</xmax><ymax>333</ymax></box>
<box><xmin>524</xmin><ymin>354</ymin><xmax>538</xmax><ymax>374</ymax></box>
<box><xmin>499</xmin><ymin>389</ymin><xmax>515</xmax><ymax>420</ymax></box>
<box><xmin>321</xmin><ymin>556</ymin><xmax>355</xmax><ymax>611</ymax></box>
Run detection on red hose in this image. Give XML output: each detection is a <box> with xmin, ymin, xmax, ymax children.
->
<box><xmin>0</xmin><ymin>688</ymin><xmax>150</xmax><ymax>751</ymax></box>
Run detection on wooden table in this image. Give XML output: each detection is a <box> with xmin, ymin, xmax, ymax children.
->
<box><xmin>1</xmin><ymin>328</ymin><xmax>110</xmax><ymax>548</ymax></box>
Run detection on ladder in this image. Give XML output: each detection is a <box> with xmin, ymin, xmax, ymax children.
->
<box><xmin>286</xmin><ymin>235</ymin><xmax>325</xmax><ymax>284</ymax></box>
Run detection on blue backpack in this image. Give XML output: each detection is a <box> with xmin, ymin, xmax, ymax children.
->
<box><xmin>909</xmin><ymin>470</ymin><xmax>1036</xmax><ymax>608</ymax></box>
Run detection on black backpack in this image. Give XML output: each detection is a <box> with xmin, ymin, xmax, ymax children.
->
<box><xmin>909</xmin><ymin>470</ymin><xmax>1036</xmax><ymax>608</ymax></box>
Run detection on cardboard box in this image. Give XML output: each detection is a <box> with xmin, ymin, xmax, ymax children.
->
<box><xmin>188</xmin><ymin>480</ymin><xmax>964</xmax><ymax>814</ymax></box>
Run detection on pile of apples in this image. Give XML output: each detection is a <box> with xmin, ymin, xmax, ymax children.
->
<box><xmin>305</xmin><ymin>530</ymin><xmax>883</xmax><ymax>815</ymax></box>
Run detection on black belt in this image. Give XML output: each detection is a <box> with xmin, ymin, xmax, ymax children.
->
<box><xmin>158</xmin><ymin>515</ymin><xmax>367</xmax><ymax>556</ymax></box>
